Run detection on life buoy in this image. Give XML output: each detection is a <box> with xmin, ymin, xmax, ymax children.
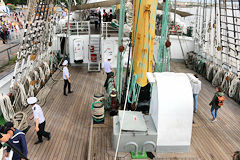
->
<box><xmin>171</xmin><ymin>25</ymin><xmax>180</xmax><ymax>33</ymax></box>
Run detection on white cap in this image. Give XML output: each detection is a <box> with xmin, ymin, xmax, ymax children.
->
<box><xmin>62</xmin><ymin>60</ymin><xmax>68</xmax><ymax>66</ymax></box>
<box><xmin>27</xmin><ymin>97</ymin><xmax>37</xmax><ymax>105</ymax></box>
<box><xmin>107</xmin><ymin>56</ymin><xmax>111</xmax><ymax>60</ymax></box>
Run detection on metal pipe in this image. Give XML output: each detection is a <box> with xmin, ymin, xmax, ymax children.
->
<box><xmin>174</xmin><ymin>0</ymin><xmax>176</xmax><ymax>26</ymax></box>
<box><xmin>64</xmin><ymin>0</ymin><xmax>72</xmax><ymax>59</ymax></box>
<box><xmin>116</xmin><ymin>0</ymin><xmax>125</xmax><ymax>104</ymax></box>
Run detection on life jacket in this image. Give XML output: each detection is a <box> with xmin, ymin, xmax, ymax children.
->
<box><xmin>217</xmin><ymin>96</ymin><xmax>225</xmax><ymax>106</ymax></box>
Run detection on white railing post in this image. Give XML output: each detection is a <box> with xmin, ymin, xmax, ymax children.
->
<box><xmin>88</xmin><ymin>21</ymin><xmax>90</xmax><ymax>35</ymax></box>
<box><xmin>77</xmin><ymin>22</ymin><xmax>79</xmax><ymax>35</ymax></box>
<box><xmin>106</xmin><ymin>23</ymin><xmax>108</xmax><ymax>38</ymax></box>
<box><xmin>101</xmin><ymin>23</ymin><xmax>103</xmax><ymax>36</ymax></box>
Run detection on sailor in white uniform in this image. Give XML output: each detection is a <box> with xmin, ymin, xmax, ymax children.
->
<box><xmin>27</xmin><ymin>97</ymin><xmax>51</xmax><ymax>145</ymax></box>
<box><xmin>62</xmin><ymin>60</ymin><xmax>73</xmax><ymax>96</ymax></box>
<box><xmin>103</xmin><ymin>56</ymin><xmax>114</xmax><ymax>90</ymax></box>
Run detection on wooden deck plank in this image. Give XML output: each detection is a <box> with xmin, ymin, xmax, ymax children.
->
<box><xmin>23</xmin><ymin>63</ymin><xmax>240</xmax><ymax>160</ymax></box>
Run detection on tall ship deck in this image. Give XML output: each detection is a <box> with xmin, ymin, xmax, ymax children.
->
<box><xmin>23</xmin><ymin>62</ymin><xmax>240</xmax><ymax>160</ymax></box>
<box><xmin>0</xmin><ymin>0</ymin><xmax>239</xmax><ymax>160</ymax></box>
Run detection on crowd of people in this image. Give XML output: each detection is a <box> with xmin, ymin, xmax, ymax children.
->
<box><xmin>88</xmin><ymin>9</ymin><xmax>114</xmax><ymax>31</ymax></box>
<box><xmin>0</xmin><ymin>13</ymin><xmax>23</xmax><ymax>44</ymax></box>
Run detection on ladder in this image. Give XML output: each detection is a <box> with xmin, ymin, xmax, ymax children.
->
<box><xmin>88</xmin><ymin>35</ymin><xmax>101</xmax><ymax>72</ymax></box>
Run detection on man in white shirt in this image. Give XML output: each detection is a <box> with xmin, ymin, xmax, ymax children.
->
<box><xmin>103</xmin><ymin>56</ymin><xmax>114</xmax><ymax>90</ymax></box>
<box><xmin>28</xmin><ymin>97</ymin><xmax>51</xmax><ymax>145</ymax></box>
<box><xmin>190</xmin><ymin>74</ymin><xmax>201</xmax><ymax>113</ymax></box>
<box><xmin>62</xmin><ymin>60</ymin><xmax>73</xmax><ymax>96</ymax></box>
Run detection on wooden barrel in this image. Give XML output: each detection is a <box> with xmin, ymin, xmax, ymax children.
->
<box><xmin>93</xmin><ymin>93</ymin><xmax>104</xmax><ymax>102</ymax></box>
<box><xmin>91</xmin><ymin>102</ymin><xmax>104</xmax><ymax>122</ymax></box>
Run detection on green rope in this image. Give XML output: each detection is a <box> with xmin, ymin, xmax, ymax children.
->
<box><xmin>106</xmin><ymin>78</ymin><xmax>115</xmax><ymax>109</ymax></box>
<box><xmin>123</xmin><ymin>0</ymin><xmax>142</xmax><ymax>104</ymax></box>
<box><xmin>128</xmin><ymin>74</ymin><xmax>138</xmax><ymax>104</ymax></box>
<box><xmin>156</xmin><ymin>0</ymin><xmax>170</xmax><ymax>72</ymax></box>
<box><xmin>128</xmin><ymin>0</ymin><xmax>158</xmax><ymax>105</ymax></box>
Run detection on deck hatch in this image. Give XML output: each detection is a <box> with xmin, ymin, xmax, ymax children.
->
<box><xmin>119</xmin><ymin>110</ymin><xmax>147</xmax><ymax>132</ymax></box>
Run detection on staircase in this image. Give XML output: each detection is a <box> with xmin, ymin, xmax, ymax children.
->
<box><xmin>88</xmin><ymin>35</ymin><xmax>101</xmax><ymax>72</ymax></box>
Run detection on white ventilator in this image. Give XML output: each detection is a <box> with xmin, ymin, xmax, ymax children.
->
<box><xmin>147</xmin><ymin>72</ymin><xmax>193</xmax><ymax>153</ymax></box>
<box><xmin>73</xmin><ymin>39</ymin><xmax>84</xmax><ymax>61</ymax></box>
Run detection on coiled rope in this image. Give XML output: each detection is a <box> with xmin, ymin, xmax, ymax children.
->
<box><xmin>212</xmin><ymin>68</ymin><xmax>225</xmax><ymax>87</ymax></box>
<box><xmin>12</xmin><ymin>112</ymin><xmax>28</xmax><ymax>131</ymax></box>
<box><xmin>206</xmin><ymin>63</ymin><xmax>214</xmax><ymax>81</ymax></box>
<box><xmin>229</xmin><ymin>77</ymin><xmax>239</xmax><ymax>97</ymax></box>
<box><xmin>233</xmin><ymin>81</ymin><xmax>240</xmax><ymax>103</ymax></box>
<box><xmin>36</xmin><ymin>69</ymin><xmax>60</xmax><ymax>107</ymax></box>
<box><xmin>16</xmin><ymin>82</ymin><xmax>28</xmax><ymax>108</ymax></box>
<box><xmin>0</xmin><ymin>94</ymin><xmax>15</xmax><ymax>121</ymax></box>
<box><xmin>25</xmin><ymin>76</ymin><xmax>35</xmax><ymax>97</ymax></box>
<box><xmin>221</xmin><ymin>72</ymin><xmax>234</xmax><ymax>95</ymax></box>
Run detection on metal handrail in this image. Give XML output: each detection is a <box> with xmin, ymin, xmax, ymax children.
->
<box><xmin>101</xmin><ymin>22</ymin><xmax>118</xmax><ymax>37</ymax></box>
<box><xmin>0</xmin><ymin>43</ymin><xmax>20</xmax><ymax>54</ymax></box>
<box><xmin>59</xmin><ymin>21</ymin><xmax>90</xmax><ymax>35</ymax></box>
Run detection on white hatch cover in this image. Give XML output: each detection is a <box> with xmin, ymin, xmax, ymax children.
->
<box><xmin>118</xmin><ymin>110</ymin><xmax>147</xmax><ymax>132</ymax></box>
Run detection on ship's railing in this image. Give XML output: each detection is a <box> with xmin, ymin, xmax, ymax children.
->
<box><xmin>59</xmin><ymin>21</ymin><xmax>90</xmax><ymax>35</ymax></box>
<box><xmin>0</xmin><ymin>43</ymin><xmax>19</xmax><ymax>69</ymax></box>
<box><xmin>101</xmin><ymin>22</ymin><xmax>118</xmax><ymax>38</ymax></box>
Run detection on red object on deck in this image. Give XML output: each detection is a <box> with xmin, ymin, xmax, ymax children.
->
<box><xmin>91</xmin><ymin>54</ymin><xmax>97</xmax><ymax>61</ymax></box>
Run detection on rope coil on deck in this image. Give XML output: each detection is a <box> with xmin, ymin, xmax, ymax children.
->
<box><xmin>12</xmin><ymin>112</ymin><xmax>28</xmax><ymax>131</ymax></box>
<box><xmin>0</xmin><ymin>94</ymin><xmax>15</xmax><ymax>121</ymax></box>
<box><xmin>91</xmin><ymin>102</ymin><xmax>104</xmax><ymax>120</ymax></box>
<box><xmin>187</xmin><ymin>53</ymin><xmax>240</xmax><ymax>104</ymax></box>
<box><xmin>221</xmin><ymin>72</ymin><xmax>234</xmax><ymax>95</ymax></box>
<box><xmin>229</xmin><ymin>77</ymin><xmax>240</xmax><ymax>97</ymax></box>
<box><xmin>212</xmin><ymin>68</ymin><xmax>225</xmax><ymax>87</ymax></box>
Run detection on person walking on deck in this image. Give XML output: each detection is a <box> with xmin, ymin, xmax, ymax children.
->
<box><xmin>28</xmin><ymin>97</ymin><xmax>51</xmax><ymax>145</ymax></box>
<box><xmin>190</xmin><ymin>74</ymin><xmax>201</xmax><ymax>113</ymax></box>
<box><xmin>209</xmin><ymin>86</ymin><xmax>225</xmax><ymax>122</ymax></box>
<box><xmin>62</xmin><ymin>60</ymin><xmax>73</xmax><ymax>96</ymax></box>
<box><xmin>103</xmin><ymin>56</ymin><xmax>114</xmax><ymax>90</ymax></box>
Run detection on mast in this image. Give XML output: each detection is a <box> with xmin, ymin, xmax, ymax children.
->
<box><xmin>131</xmin><ymin>0</ymin><xmax>157</xmax><ymax>87</ymax></box>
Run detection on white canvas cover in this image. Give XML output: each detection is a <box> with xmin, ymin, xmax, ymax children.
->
<box><xmin>149</xmin><ymin>72</ymin><xmax>193</xmax><ymax>151</ymax></box>
<box><xmin>73</xmin><ymin>39</ymin><xmax>84</xmax><ymax>61</ymax></box>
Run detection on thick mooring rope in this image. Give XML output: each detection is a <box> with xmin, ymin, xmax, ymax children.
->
<box><xmin>0</xmin><ymin>94</ymin><xmax>15</xmax><ymax>121</ymax></box>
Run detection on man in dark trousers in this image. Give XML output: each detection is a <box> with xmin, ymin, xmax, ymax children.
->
<box><xmin>62</xmin><ymin>60</ymin><xmax>73</xmax><ymax>96</ymax></box>
<box><xmin>108</xmin><ymin>9</ymin><xmax>113</xmax><ymax>22</ymax></box>
<box><xmin>28</xmin><ymin>97</ymin><xmax>51</xmax><ymax>145</ymax></box>
<box><xmin>1</xmin><ymin>122</ymin><xmax>28</xmax><ymax>160</ymax></box>
<box><xmin>103</xmin><ymin>9</ymin><xmax>107</xmax><ymax>22</ymax></box>
<box><xmin>103</xmin><ymin>56</ymin><xmax>114</xmax><ymax>90</ymax></box>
